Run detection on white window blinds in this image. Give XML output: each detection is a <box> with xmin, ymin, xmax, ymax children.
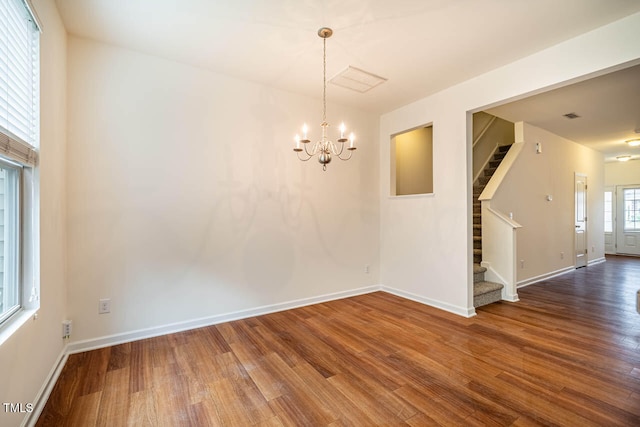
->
<box><xmin>0</xmin><ymin>0</ymin><xmax>39</xmax><ymax>166</ymax></box>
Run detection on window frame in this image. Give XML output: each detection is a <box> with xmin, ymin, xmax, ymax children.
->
<box><xmin>0</xmin><ymin>158</ymin><xmax>22</xmax><ymax>325</ymax></box>
<box><xmin>0</xmin><ymin>0</ymin><xmax>39</xmax><ymax>334</ymax></box>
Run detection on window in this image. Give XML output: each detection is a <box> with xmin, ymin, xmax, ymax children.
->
<box><xmin>0</xmin><ymin>161</ymin><xmax>20</xmax><ymax>324</ymax></box>
<box><xmin>623</xmin><ymin>188</ymin><xmax>640</xmax><ymax>231</ymax></box>
<box><xmin>0</xmin><ymin>0</ymin><xmax>39</xmax><ymax>328</ymax></box>
<box><xmin>391</xmin><ymin>125</ymin><xmax>433</xmax><ymax>196</ymax></box>
<box><xmin>604</xmin><ymin>190</ymin><xmax>613</xmax><ymax>233</ymax></box>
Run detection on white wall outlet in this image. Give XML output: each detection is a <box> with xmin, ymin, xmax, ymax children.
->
<box><xmin>62</xmin><ymin>320</ymin><xmax>72</xmax><ymax>338</ymax></box>
<box><xmin>365</xmin><ymin>265</ymin><xmax>370</xmax><ymax>274</ymax></box>
<box><xmin>99</xmin><ymin>298</ymin><xmax>111</xmax><ymax>314</ymax></box>
<box><xmin>592</xmin><ymin>246</ymin><xmax>595</xmax><ymax>252</ymax></box>
<box><xmin>520</xmin><ymin>260</ymin><xmax>525</xmax><ymax>269</ymax></box>
<box><xmin>560</xmin><ymin>252</ymin><xmax>564</xmax><ymax>259</ymax></box>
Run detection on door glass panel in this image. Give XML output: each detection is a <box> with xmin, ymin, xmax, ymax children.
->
<box><xmin>604</xmin><ymin>191</ymin><xmax>613</xmax><ymax>233</ymax></box>
<box><xmin>623</xmin><ymin>188</ymin><xmax>640</xmax><ymax>231</ymax></box>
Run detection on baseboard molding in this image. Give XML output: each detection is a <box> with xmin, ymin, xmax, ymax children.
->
<box><xmin>23</xmin><ymin>346</ymin><xmax>68</xmax><ymax>427</ymax></box>
<box><xmin>381</xmin><ymin>286</ymin><xmax>476</xmax><ymax>318</ymax></box>
<box><xmin>66</xmin><ymin>285</ymin><xmax>383</xmax><ymax>354</ymax></box>
<box><xmin>588</xmin><ymin>257</ymin><xmax>606</xmax><ymax>266</ymax></box>
<box><xmin>517</xmin><ymin>266</ymin><xmax>575</xmax><ymax>288</ymax></box>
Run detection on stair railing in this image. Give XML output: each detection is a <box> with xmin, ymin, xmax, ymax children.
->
<box><xmin>472</xmin><ymin>115</ymin><xmax>496</xmax><ymax>148</ymax></box>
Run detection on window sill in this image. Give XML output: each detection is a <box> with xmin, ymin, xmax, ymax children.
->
<box><xmin>0</xmin><ymin>308</ymin><xmax>39</xmax><ymax>347</ymax></box>
<box><xmin>388</xmin><ymin>192</ymin><xmax>435</xmax><ymax>199</ymax></box>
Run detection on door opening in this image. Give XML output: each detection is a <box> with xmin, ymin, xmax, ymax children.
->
<box><xmin>575</xmin><ymin>173</ymin><xmax>587</xmax><ymax>268</ymax></box>
<box><xmin>616</xmin><ymin>185</ymin><xmax>640</xmax><ymax>256</ymax></box>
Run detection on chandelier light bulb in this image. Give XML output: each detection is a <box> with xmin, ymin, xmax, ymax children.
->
<box><xmin>349</xmin><ymin>133</ymin><xmax>355</xmax><ymax>149</ymax></box>
<box><xmin>302</xmin><ymin>124</ymin><xmax>308</xmax><ymax>139</ymax></box>
<box><xmin>340</xmin><ymin>122</ymin><xmax>345</xmax><ymax>138</ymax></box>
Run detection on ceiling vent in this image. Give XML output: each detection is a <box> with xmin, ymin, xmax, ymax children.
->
<box><xmin>329</xmin><ymin>66</ymin><xmax>387</xmax><ymax>93</ymax></box>
<box><xmin>563</xmin><ymin>112</ymin><xmax>580</xmax><ymax>119</ymax></box>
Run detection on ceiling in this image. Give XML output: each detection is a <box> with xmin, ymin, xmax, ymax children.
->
<box><xmin>54</xmin><ymin>0</ymin><xmax>640</xmax><ymax>158</ymax></box>
<box><xmin>486</xmin><ymin>63</ymin><xmax>640</xmax><ymax>162</ymax></box>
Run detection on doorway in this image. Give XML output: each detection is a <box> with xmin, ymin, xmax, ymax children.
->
<box><xmin>616</xmin><ymin>185</ymin><xmax>640</xmax><ymax>256</ymax></box>
<box><xmin>575</xmin><ymin>173</ymin><xmax>587</xmax><ymax>268</ymax></box>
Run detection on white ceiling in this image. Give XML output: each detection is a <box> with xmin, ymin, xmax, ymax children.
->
<box><xmin>54</xmin><ymin>0</ymin><xmax>640</xmax><ymax>158</ymax></box>
<box><xmin>486</xmin><ymin>63</ymin><xmax>640</xmax><ymax>162</ymax></box>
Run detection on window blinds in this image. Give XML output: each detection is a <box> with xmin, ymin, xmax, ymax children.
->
<box><xmin>0</xmin><ymin>0</ymin><xmax>39</xmax><ymax>166</ymax></box>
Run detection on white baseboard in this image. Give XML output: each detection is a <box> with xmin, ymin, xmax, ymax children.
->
<box><xmin>66</xmin><ymin>285</ymin><xmax>383</xmax><ymax>354</ymax></box>
<box><xmin>588</xmin><ymin>257</ymin><xmax>606</xmax><ymax>266</ymax></box>
<box><xmin>23</xmin><ymin>346</ymin><xmax>68</xmax><ymax>427</ymax></box>
<box><xmin>381</xmin><ymin>286</ymin><xmax>476</xmax><ymax>318</ymax></box>
<box><xmin>517</xmin><ymin>266</ymin><xmax>575</xmax><ymax>288</ymax></box>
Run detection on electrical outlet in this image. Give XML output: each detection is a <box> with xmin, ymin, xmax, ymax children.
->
<box><xmin>560</xmin><ymin>252</ymin><xmax>564</xmax><ymax>259</ymax></box>
<box><xmin>520</xmin><ymin>260</ymin><xmax>525</xmax><ymax>269</ymax></box>
<box><xmin>62</xmin><ymin>320</ymin><xmax>72</xmax><ymax>338</ymax></box>
<box><xmin>365</xmin><ymin>265</ymin><xmax>370</xmax><ymax>274</ymax></box>
<box><xmin>99</xmin><ymin>298</ymin><xmax>111</xmax><ymax>314</ymax></box>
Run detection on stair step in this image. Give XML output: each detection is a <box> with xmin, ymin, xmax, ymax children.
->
<box><xmin>473</xmin><ymin>249</ymin><xmax>482</xmax><ymax>255</ymax></box>
<box><xmin>474</xmin><ymin>281</ymin><xmax>504</xmax><ymax>307</ymax></box>
<box><xmin>484</xmin><ymin>167</ymin><xmax>497</xmax><ymax>177</ymax></box>
<box><xmin>497</xmin><ymin>144</ymin><xmax>511</xmax><ymax>153</ymax></box>
<box><xmin>493</xmin><ymin>152</ymin><xmax>506</xmax><ymax>161</ymax></box>
<box><xmin>473</xmin><ymin>264</ymin><xmax>486</xmax><ymax>274</ymax></box>
<box><xmin>473</xmin><ymin>236</ymin><xmax>481</xmax><ymax>241</ymax></box>
<box><xmin>489</xmin><ymin>160</ymin><xmax>501</xmax><ymax>168</ymax></box>
<box><xmin>478</xmin><ymin>176</ymin><xmax>490</xmax><ymax>185</ymax></box>
<box><xmin>473</xmin><ymin>264</ymin><xmax>486</xmax><ymax>283</ymax></box>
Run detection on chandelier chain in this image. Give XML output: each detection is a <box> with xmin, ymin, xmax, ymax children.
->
<box><xmin>323</xmin><ymin>36</ymin><xmax>327</xmax><ymax>123</ymax></box>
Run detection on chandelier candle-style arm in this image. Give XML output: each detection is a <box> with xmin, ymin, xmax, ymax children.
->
<box><xmin>292</xmin><ymin>27</ymin><xmax>358</xmax><ymax>171</ymax></box>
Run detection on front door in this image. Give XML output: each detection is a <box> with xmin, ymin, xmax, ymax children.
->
<box><xmin>575</xmin><ymin>173</ymin><xmax>587</xmax><ymax>268</ymax></box>
<box><xmin>616</xmin><ymin>185</ymin><xmax>640</xmax><ymax>255</ymax></box>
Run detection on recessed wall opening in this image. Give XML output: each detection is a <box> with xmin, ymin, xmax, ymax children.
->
<box><xmin>391</xmin><ymin>125</ymin><xmax>433</xmax><ymax>196</ymax></box>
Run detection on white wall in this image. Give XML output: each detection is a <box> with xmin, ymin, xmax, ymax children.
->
<box><xmin>491</xmin><ymin>123</ymin><xmax>604</xmax><ymax>283</ymax></box>
<box><xmin>605</xmin><ymin>160</ymin><xmax>640</xmax><ymax>186</ymax></box>
<box><xmin>379</xmin><ymin>12</ymin><xmax>640</xmax><ymax>314</ymax></box>
<box><xmin>65</xmin><ymin>37</ymin><xmax>380</xmax><ymax>344</ymax></box>
<box><xmin>0</xmin><ymin>0</ymin><xmax>67</xmax><ymax>426</ymax></box>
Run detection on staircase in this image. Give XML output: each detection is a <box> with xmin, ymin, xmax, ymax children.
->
<box><xmin>472</xmin><ymin>144</ymin><xmax>511</xmax><ymax>307</ymax></box>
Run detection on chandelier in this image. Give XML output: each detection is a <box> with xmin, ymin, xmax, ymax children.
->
<box><xmin>293</xmin><ymin>27</ymin><xmax>356</xmax><ymax>171</ymax></box>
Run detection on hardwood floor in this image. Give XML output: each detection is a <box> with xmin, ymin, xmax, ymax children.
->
<box><xmin>37</xmin><ymin>256</ymin><xmax>640</xmax><ymax>426</ymax></box>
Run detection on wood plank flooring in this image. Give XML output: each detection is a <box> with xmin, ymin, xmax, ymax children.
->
<box><xmin>37</xmin><ymin>256</ymin><xmax>640</xmax><ymax>426</ymax></box>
